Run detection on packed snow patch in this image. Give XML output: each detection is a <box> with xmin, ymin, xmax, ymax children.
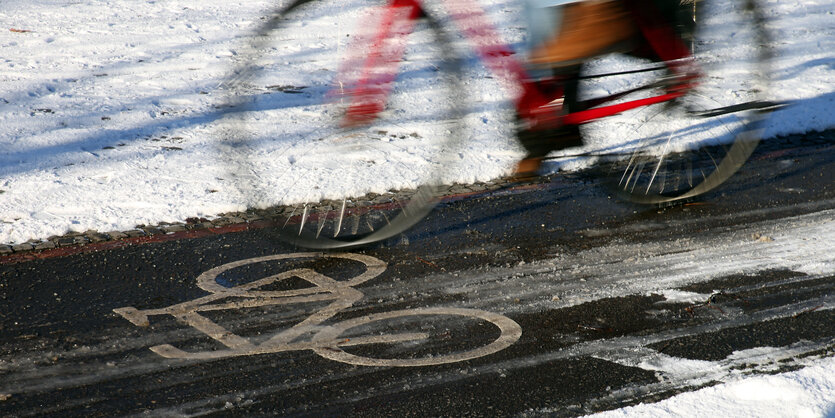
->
<box><xmin>589</xmin><ymin>355</ymin><xmax>835</xmax><ymax>418</ymax></box>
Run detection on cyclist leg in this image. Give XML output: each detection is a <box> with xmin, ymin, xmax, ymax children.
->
<box><xmin>515</xmin><ymin>1</ymin><xmax>636</xmax><ymax>178</ymax></box>
<box><xmin>529</xmin><ymin>0</ymin><xmax>638</xmax><ymax>67</ymax></box>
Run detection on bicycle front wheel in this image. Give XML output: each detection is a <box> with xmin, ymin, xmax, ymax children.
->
<box><xmin>217</xmin><ymin>0</ymin><xmax>464</xmax><ymax>248</ymax></box>
<box><xmin>579</xmin><ymin>0</ymin><xmax>772</xmax><ymax>204</ymax></box>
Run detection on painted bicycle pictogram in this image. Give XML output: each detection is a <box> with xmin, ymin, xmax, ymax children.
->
<box><xmin>114</xmin><ymin>252</ymin><xmax>521</xmax><ymax>367</ymax></box>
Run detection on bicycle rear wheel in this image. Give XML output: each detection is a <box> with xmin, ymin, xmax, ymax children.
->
<box><xmin>578</xmin><ymin>0</ymin><xmax>772</xmax><ymax>204</ymax></box>
<box><xmin>217</xmin><ymin>0</ymin><xmax>464</xmax><ymax>248</ymax></box>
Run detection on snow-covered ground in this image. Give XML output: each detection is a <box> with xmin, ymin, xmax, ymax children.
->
<box><xmin>592</xmin><ymin>356</ymin><xmax>835</xmax><ymax>417</ymax></box>
<box><xmin>1</xmin><ymin>0</ymin><xmax>832</xmax><ymax>245</ymax></box>
<box><xmin>0</xmin><ymin>0</ymin><xmax>833</xmax><ymax>414</ymax></box>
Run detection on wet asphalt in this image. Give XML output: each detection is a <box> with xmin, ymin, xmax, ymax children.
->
<box><xmin>1</xmin><ymin>131</ymin><xmax>833</xmax><ymax>416</ymax></box>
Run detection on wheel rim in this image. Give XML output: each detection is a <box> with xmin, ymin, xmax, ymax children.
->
<box><xmin>216</xmin><ymin>0</ymin><xmax>465</xmax><ymax>248</ymax></box>
<box><xmin>576</xmin><ymin>0</ymin><xmax>772</xmax><ymax>204</ymax></box>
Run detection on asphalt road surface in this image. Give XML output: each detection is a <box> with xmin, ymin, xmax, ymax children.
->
<box><xmin>1</xmin><ymin>132</ymin><xmax>833</xmax><ymax>416</ymax></box>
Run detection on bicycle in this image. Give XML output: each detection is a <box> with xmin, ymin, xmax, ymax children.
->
<box><xmin>217</xmin><ymin>0</ymin><xmax>777</xmax><ymax>249</ymax></box>
<box><xmin>114</xmin><ymin>252</ymin><xmax>522</xmax><ymax>367</ymax></box>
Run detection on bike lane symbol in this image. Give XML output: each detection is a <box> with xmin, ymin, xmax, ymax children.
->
<box><xmin>114</xmin><ymin>252</ymin><xmax>522</xmax><ymax>367</ymax></box>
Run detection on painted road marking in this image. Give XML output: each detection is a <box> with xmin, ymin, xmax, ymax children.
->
<box><xmin>114</xmin><ymin>252</ymin><xmax>522</xmax><ymax>367</ymax></box>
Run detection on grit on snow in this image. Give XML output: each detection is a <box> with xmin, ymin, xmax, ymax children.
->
<box><xmin>0</xmin><ymin>0</ymin><xmax>833</xmax><ymax>245</ymax></box>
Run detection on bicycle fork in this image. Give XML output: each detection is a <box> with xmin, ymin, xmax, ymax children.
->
<box><xmin>338</xmin><ymin>0</ymin><xmax>426</xmax><ymax>127</ymax></box>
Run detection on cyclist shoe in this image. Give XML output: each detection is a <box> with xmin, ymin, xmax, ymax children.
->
<box><xmin>513</xmin><ymin>124</ymin><xmax>583</xmax><ymax>179</ymax></box>
<box><xmin>513</xmin><ymin>157</ymin><xmax>545</xmax><ymax>180</ymax></box>
<box><xmin>529</xmin><ymin>0</ymin><xmax>638</xmax><ymax>67</ymax></box>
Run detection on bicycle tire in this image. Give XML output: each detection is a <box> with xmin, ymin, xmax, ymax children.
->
<box><xmin>217</xmin><ymin>0</ymin><xmax>465</xmax><ymax>248</ymax></box>
<box><xmin>574</xmin><ymin>0</ymin><xmax>772</xmax><ymax>204</ymax></box>
<box><xmin>311</xmin><ymin>307</ymin><xmax>522</xmax><ymax>367</ymax></box>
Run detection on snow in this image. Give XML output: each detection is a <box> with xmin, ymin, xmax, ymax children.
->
<box><xmin>0</xmin><ymin>0</ymin><xmax>833</xmax><ymax>413</ymax></box>
<box><xmin>590</xmin><ymin>355</ymin><xmax>835</xmax><ymax>418</ymax></box>
<box><xmin>649</xmin><ymin>289</ymin><xmax>713</xmax><ymax>304</ymax></box>
<box><xmin>1</xmin><ymin>0</ymin><xmax>832</xmax><ymax>245</ymax></box>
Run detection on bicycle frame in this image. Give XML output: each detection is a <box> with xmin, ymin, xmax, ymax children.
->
<box><xmin>338</xmin><ymin>0</ymin><xmax>696</xmax><ymax>130</ymax></box>
<box><xmin>216</xmin><ymin>0</ymin><xmax>776</xmax><ymax>249</ymax></box>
